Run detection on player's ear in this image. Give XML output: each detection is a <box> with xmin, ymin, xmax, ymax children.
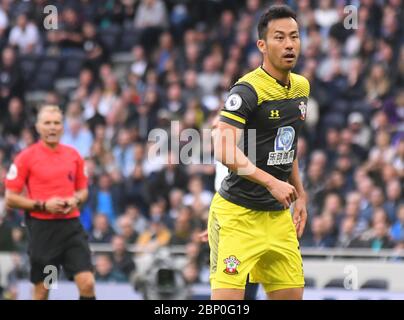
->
<box><xmin>257</xmin><ymin>39</ymin><xmax>266</xmax><ymax>54</ymax></box>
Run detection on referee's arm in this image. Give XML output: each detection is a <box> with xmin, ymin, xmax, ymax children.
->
<box><xmin>5</xmin><ymin>190</ymin><xmax>44</xmax><ymax>212</ymax></box>
<box><xmin>214</xmin><ymin>120</ymin><xmax>298</xmax><ymax>209</ymax></box>
<box><xmin>64</xmin><ymin>188</ymin><xmax>88</xmax><ymax>212</ymax></box>
<box><xmin>5</xmin><ymin>190</ymin><xmax>67</xmax><ymax>214</ymax></box>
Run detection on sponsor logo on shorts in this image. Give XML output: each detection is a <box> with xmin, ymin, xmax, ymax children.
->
<box><xmin>223</xmin><ymin>255</ymin><xmax>240</xmax><ymax>275</ymax></box>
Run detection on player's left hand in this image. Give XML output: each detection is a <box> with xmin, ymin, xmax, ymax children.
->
<box><xmin>293</xmin><ymin>196</ymin><xmax>307</xmax><ymax>239</ymax></box>
<box><xmin>61</xmin><ymin>197</ymin><xmax>78</xmax><ymax>214</ymax></box>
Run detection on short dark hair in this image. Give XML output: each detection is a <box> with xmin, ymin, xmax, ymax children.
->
<box><xmin>257</xmin><ymin>5</ymin><xmax>297</xmax><ymax>40</ymax></box>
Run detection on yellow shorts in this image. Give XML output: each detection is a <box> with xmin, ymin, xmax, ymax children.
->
<box><xmin>208</xmin><ymin>193</ymin><xmax>304</xmax><ymax>293</ymax></box>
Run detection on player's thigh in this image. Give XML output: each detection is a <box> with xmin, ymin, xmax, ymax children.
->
<box><xmin>26</xmin><ymin>219</ymin><xmax>63</xmax><ymax>283</ymax></box>
<box><xmin>62</xmin><ymin>221</ymin><xmax>93</xmax><ymax>279</ymax></box>
<box><xmin>208</xmin><ymin>193</ymin><xmax>267</xmax><ymax>290</ymax></box>
<box><xmin>250</xmin><ymin>209</ymin><xmax>304</xmax><ymax>293</ymax></box>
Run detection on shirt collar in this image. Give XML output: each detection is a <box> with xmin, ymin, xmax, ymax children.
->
<box><xmin>259</xmin><ymin>65</ymin><xmax>291</xmax><ymax>89</ymax></box>
<box><xmin>38</xmin><ymin>140</ymin><xmax>61</xmax><ymax>153</ymax></box>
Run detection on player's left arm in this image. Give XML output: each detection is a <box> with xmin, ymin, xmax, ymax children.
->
<box><xmin>288</xmin><ymin>157</ymin><xmax>307</xmax><ymax>238</ymax></box>
<box><xmin>63</xmin><ymin>154</ymin><xmax>89</xmax><ymax>213</ymax></box>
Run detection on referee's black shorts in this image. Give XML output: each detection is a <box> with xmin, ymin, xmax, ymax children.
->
<box><xmin>25</xmin><ymin>216</ymin><xmax>93</xmax><ymax>284</ymax></box>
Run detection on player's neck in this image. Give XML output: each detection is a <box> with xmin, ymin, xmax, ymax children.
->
<box><xmin>261</xmin><ymin>62</ymin><xmax>290</xmax><ymax>87</ymax></box>
<box><xmin>41</xmin><ymin>140</ymin><xmax>59</xmax><ymax>150</ymax></box>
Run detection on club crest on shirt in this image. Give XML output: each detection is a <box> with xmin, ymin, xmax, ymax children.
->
<box><xmin>299</xmin><ymin>101</ymin><xmax>307</xmax><ymax>120</ymax></box>
<box><xmin>6</xmin><ymin>164</ymin><xmax>18</xmax><ymax>180</ymax></box>
<box><xmin>223</xmin><ymin>255</ymin><xmax>240</xmax><ymax>275</ymax></box>
<box><xmin>225</xmin><ymin>94</ymin><xmax>242</xmax><ymax>111</ymax></box>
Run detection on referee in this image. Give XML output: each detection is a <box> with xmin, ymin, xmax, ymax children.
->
<box><xmin>5</xmin><ymin>105</ymin><xmax>95</xmax><ymax>300</ymax></box>
<box><xmin>209</xmin><ymin>5</ymin><xmax>308</xmax><ymax>300</ymax></box>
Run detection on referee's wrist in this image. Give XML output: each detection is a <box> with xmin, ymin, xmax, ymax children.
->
<box><xmin>74</xmin><ymin>196</ymin><xmax>82</xmax><ymax>207</ymax></box>
<box><xmin>33</xmin><ymin>200</ymin><xmax>46</xmax><ymax>212</ymax></box>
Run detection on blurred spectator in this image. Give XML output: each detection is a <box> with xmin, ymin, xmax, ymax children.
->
<box><xmin>336</xmin><ymin>216</ymin><xmax>357</xmax><ymax>248</ymax></box>
<box><xmin>47</xmin><ymin>7</ymin><xmax>83</xmax><ymax>54</ymax></box>
<box><xmin>148</xmin><ymin>151</ymin><xmax>188</xmax><ymax>203</ymax></box>
<box><xmin>1</xmin><ymin>97</ymin><xmax>29</xmax><ymax>143</ymax></box>
<box><xmin>89</xmin><ymin>213</ymin><xmax>115</xmax><ymax>243</ymax></box>
<box><xmin>0</xmin><ymin>211</ymin><xmax>14</xmax><ymax>251</ymax></box>
<box><xmin>367</xmin><ymin>130</ymin><xmax>396</xmax><ymax>172</ymax></box>
<box><xmin>88</xmin><ymin>173</ymin><xmax>122</xmax><ymax>226</ymax></box>
<box><xmin>123</xmin><ymin>205</ymin><xmax>148</xmax><ymax>235</ymax></box>
<box><xmin>136</xmin><ymin>216</ymin><xmax>171</xmax><ymax>253</ymax></box>
<box><xmin>183</xmin><ymin>175</ymin><xmax>213</xmax><ymax>212</ymax></box>
<box><xmin>0</xmin><ymin>46</ymin><xmax>23</xmax><ymax>104</ymax></box>
<box><xmin>357</xmin><ymin>212</ymin><xmax>395</xmax><ymax>251</ymax></box>
<box><xmin>390</xmin><ymin>204</ymin><xmax>404</xmax><ymax>243</ymax></box>
<box><xmin>134</xmin><ymin>0</ymin><xmax>168</xmax><ymax>53</ymax></box>
<box><xmin>302</xmin><ymin>215</ymin><xmax>336</xmax><ymax>248</ymax></box>
<box><xmin>110</xmin><ymin>235</ymin><xmax>136</xmax><ymax>281</ymax></box>
<box><xmin>112</xmin><ymin>128</ymin><xmax>135</xmax><ymax>178</ymax></box>
<box><xmin>8</xmin><ymin>13</ymin><xmax>40</xmax><ymax>54</ymax></box>
<box><xmin>116</xmin><ymin>214</ymin><xmax>138</xmax><ymax>244</ymax></box>
<box><xmin>347</xmin><ymin>112</ymin><xmax>372</xmax><ymax>150</ymax></box>
<box><xmin>169</xmin><ymin>206</ymin><xmax>194</xmax><ymax>246</ymax></box>
<box><xmin>182</xmin><ymin>261</ymin><xmax>200</xmax><ymax>285</ymax></box>
<box><xmin>82</xmin><ymin>21</ymin><xmax>108</xmax><ymax>72</ymax></box>
<box><xmin>94</xmin><ymin>254</ymin><xmax>127</xmax><ymax>283</ymax></box>
<box><xmin>392</xmin><ymin>139</ymin><xmax>404</xmax><ymax>177</ymax></box>
<box><xmin>384</xmin><ymin>179</ymin><xmax>402</xmax><ymax>223</ymax></box>
<box><xmin>197</xmin><ymin>55</ymin><xmax>222</xmax><ymax>96</ymax></box>
<box><xmin>0</xmin><ymin>3</ymin><xmax>9</xmax><ymax>49</ymax></box>
<box><xmin>61</xmin><ymin>116</ymin><xmax>94</xmax><ymax>158</ymax></box>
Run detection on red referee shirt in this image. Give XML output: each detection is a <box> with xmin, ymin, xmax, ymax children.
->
<box><xmin>5</xmin><ymin>141</ymin><xmax>88</xmax><ymax>220</ymax></box>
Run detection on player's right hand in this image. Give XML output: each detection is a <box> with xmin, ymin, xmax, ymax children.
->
<box><xmin>45</xmin><ymin>197</ymin><xmax>68</xmax><ymax>214</ymax></box>
<box><xmin>266</xmin><ymin>179</ymin><xmax>298</xmax><ymax>209</ymax></box>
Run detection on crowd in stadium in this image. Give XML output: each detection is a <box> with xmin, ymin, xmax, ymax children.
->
<box><xmin>0</xmin><ymin>0</ymin><xmax>403</xmax><ymax>295</ymax></box>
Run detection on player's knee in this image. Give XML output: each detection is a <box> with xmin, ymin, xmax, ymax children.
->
<box><xmin>76</xmin><ymin>273</ymin><xmax>95</xmax><ymax>294</ymax></box>
<box><xmin>267</xmin><ymin>287</ymin><xmax>303</xmax><ymax>300</ymax></box>
<box><xmin>33</xmin><ymin>283</ymin><xmax>49</xmax><ymax>300</ymax></box>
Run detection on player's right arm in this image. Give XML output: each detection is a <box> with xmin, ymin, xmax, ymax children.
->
<box><xmin>5</xmin><ymin>190</ymin><xmax>66</xmax><ymax>214</ymax></box>
<box><xmin>4</xmin><ymin>153</ymin><xmax>66</xmax><ymax>214</ymax></box>
<box><xmin>215</xmin><ymin>84</ymin><xmax>298</xmax><ymax>208</ymax></box>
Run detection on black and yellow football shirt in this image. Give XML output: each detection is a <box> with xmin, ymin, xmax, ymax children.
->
<box><xmin>218</xmin><ymin>66</ymin><xmax>310</xmax><ymax>211</ymax></box>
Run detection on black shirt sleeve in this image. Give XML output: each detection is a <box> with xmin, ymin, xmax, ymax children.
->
<box><xmin>219</xmin><ymin>82</ymin><xmax>258</xmax><ymax>128</ymax></box>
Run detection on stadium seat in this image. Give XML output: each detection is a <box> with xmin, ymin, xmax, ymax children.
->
<box><xmin>304</xmin><ymin>277</ymin><xmax>316</xmax><ymax>288</ymax></box>
<box><xmin>99</xmin><ymin>24</ymin><xmax>122</xmax><ymax>54</ymax></box>
<box><xmin>37</xmin><ymin>55</ymin><xmax>60</xmax><ymax>74</ymax></box>
<box><xmin>32</xmin><ymin>72</ymin><xmax>57</xmax><ymax>91</ymax></box>
<box><xmin>360</xmin><ymin>279</ymin><xmax>389</xmax><ymax>290</ymax></box>
<box><xmin>59</xmin><ymin>52</ymin><xmax>85</xmax><ymax>78</ymax></box>
<box><xmin>119</xmin><ymin>27</ymin><xmax>139</xmax><ymax>52</ymax></box>
<box><xmin>19</xmin><ymin>55</ymin><xmax>38</xmax><ymax>83</ymax></box>
<box><xmin>324</xmin><ymin>278</ymin><xmax>346</xmax><ymax>289</ymax></box>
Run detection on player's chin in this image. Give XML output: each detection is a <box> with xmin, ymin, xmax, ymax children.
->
<box><xmin>281</xmin><ymin>59</ymin><xmax>296</xmax><ymax>69</ymax></box>
<box><xmin>45</xmin><ymin>137</ymin><xmax>60</xmax><ymax>144</ymax></box>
